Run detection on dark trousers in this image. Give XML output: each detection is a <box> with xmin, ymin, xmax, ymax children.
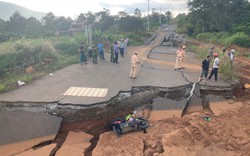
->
<box><xmin>99</xmin><ymin>50</ymin><xmax>105</xmax><ymax>60</ymax></box>
<box><xmin>208</xmin><ymin>68</ymin><xmax>218</xmax><ymax>81</ymax></box>
<box><xmin>120</xmin><ymin>48</ymin><xmax>124</xmax><ymax>57</ymax></box>
<box><xmin>114</xmin><ymin>53</ymin><xmax>119</xmax><ymax>63</ymax></box>
<box><xmin>93</xmin><ymin>56</ymin><xmax>97</xmax><ymax>64</ymax></box>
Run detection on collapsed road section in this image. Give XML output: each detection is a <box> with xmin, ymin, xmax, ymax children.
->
<box><xmin>0</xmin><ymin>83</ymin><xmax>235</xmax><ymax>156</ymax></box>
<box><xmin>0</xmin><ymin>27</ymin><xmax>236</xmax><ymax>155</ymax></box>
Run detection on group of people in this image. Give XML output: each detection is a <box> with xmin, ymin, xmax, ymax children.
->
<box><xmin>79</xmin><ymin>38</ymin><xmax>129</xmax><ymax>65</ymax></box>
<box><xmin>198</xmin><ymin>46</ymin><xmax>236</xmax><ymax>83</ymax></box>
<box><xmin>110</xmin><ymin>38</ymin><xmax>129</xmax><ymax>63</ymax></box>
<box><xmin>78</xmin><ymin>38</ymin><xmax>142</xmax><ymax>80</ymax></box>
<box><xmin>174</xmin><ymin>45</ymin><xmax>235</xmax><ymax>84</ymax></box>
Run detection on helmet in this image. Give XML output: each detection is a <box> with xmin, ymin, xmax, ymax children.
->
<box><xmin>182</xmin><ymin>46</ymin><xmax>186</xmax><ymax>49</ymax></box>
<box><xmin>231</xmin><ymin>49</ymin><xmax>235</xmax><ymax>53</ymax></box>
<box><xmin>213</xmin><ymin>53</ymin><xmax>218</xmax><ymax>57</ymax></box>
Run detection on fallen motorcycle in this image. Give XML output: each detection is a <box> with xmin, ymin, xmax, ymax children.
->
<box><xmin>109</xmin><ymin>116</ymin><xmax>149</xmax><ymax>136</ymax></box>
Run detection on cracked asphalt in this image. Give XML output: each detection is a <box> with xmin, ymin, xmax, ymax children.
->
<box><xmin>0</xmin><ymin>25</ymin><xmax>232</xmax><ymax>105</ymax></box>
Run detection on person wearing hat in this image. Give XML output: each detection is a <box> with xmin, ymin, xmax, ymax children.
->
<box><xmin>228</xmin><ymin>49</ymin><xmax>235</xmax><ymax>61</ymax></box>
<box><xmin>228</xmin><ymin>48</ymin><xmax>235</xmax><ymax>68</ymax></box>
<box><xmin>175</xmin><ymin>46</ymin><xmax>185</xmax><ymax>70</ymax></box>
<box><xmin>130</xmin><ymin>52</ymin><xmax>140</xmax><ymax>79</ymax></box>
<box><xmin>182</xmin><ymin>45</ymin><xmax>186</xmax><ymax>69</ymax></box>
<box><xmin>208</xmin><ymin>53</ymin><xmax>220</xmax><ymax>81</ymax></box>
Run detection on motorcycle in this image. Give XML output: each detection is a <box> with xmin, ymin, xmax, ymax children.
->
<box><xmin>109</xmin><ymin>116</ymin><xmax>149</xmax><ymax>136</ymax></box>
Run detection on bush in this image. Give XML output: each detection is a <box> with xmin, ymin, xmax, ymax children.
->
<box><xmin>193</xmin><ymin>44</ymin><xmax>238</xmax><ymax>81</ymax></box>
<box><xmin>0</xmin><ymin>84</ymin><xmax>5</xmax><ymax>92</ymax></box>
<box><xmin>195</xmin><ymin>32</ymin><xmax>250</xmax><ymax>48</ymax></box>
<box><xmin>219</xmin><ymin>57</ymin><xmax>238</xmax><ymax>80</ymax></box>
<box><xmin>227</xmin><ymin>32</ymin><xmax>250</xmax><ymax>47</ymax></box>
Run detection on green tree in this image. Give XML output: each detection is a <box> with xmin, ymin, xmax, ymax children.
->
<box><xmin>165</xmin><ymin>11</ymin><xmax>172</xmax><ymax>24</ymax></box>
<box><xmin>24</xmin><ymin>17</ymin><xmax>43</xmax><ymax>38</ymax></box>
<box><xmin>95</xmin><ymin>9</ymin><xmax>114</xmax><ymax>31</ymax></box>
<box><xmin>84</xmin><ymin>11</ymin><xmax>96</xmax><ymax>26</ymax></box>
<box><xmin>187</xmin><ymin>0</ymin><xmax>249</xmax><ymax>33</ymax></box>
<box><xmin>6</xmin><ymin>11</ymin><xmax>27</xmax><ymax>35</ymax></box>
<box><xmin>56</xmin><ymin>16</ymin><xmax>73</xmax><ymax>31</ymax></box>
<box><xmin>117</xmin><ymin>15</ymin><xmax>143</xmax><ymax>32</ymax></box>
<box><xmin>76</xmin><ymin>13</ymin><xmax>86</xmax><ymax>23</ymax></box>
<box><xmin>134</xmin><ymin>8</ymin><xmax>142</xmax><ymax>18</ymax></box>
<box><xmin>41</xmin><ymin>12</ymin><xmax>56</xmax><ymax>36</ymax></box>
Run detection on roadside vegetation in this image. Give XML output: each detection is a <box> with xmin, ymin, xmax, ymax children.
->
<box><xmin>176</xmin><ymin>0</ymin><xmax>250</xmax><ymax>82</ymax></box>
<box><xmin>176</xmin><ymin>0</ymin><xmax>250</xmax><ymax>49</ymax></box>
<box><xmin>188</xmin><ymin>44</ymin><xmax>238</xmax><ymax>81</ymax></box>
<box><xmin>0</xmin><ymin>8</ymin><xmax>172</xmax><ymax>92</ymax></box>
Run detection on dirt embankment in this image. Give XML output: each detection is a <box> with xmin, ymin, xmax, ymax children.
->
<box><xmin>91</xmin><ymin>100</ymin><xmax>250</xmax><ymax>156</ymax></box>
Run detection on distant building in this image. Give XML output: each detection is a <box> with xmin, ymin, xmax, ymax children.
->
<box><xmin>69</xmin><ymin>22</ymin><xmax>85</xmax><ymax>34</ymax></box>
<box><xmin>55</xmin><ymin>22</ymin><xmax>85</xmax><ymax>36</ymax></box>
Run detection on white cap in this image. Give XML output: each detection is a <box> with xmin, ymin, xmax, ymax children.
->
<box><xmin>231</xmin><ymin>49</ymin><xmax>235</xmax><ymax>52</ymax></box>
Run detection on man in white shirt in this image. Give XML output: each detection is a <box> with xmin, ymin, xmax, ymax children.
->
<box><xmin>130</xmin><ymin>52</ymin><xmax>140</xmax><ymax>79</ymax></box>
<box><xmin>208</xmin><ymin>53</ymin><xmax>220</xmax><ymax>81</ymax></box>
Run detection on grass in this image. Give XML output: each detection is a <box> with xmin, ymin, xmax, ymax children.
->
<box><xmin>0</xmin><ymin>84</ymin><xmax>5</xmax><ymax>92</ymax></box>
<box><xmin>190</xmin><ymin>44</ymin><xmax>239</xmax><ymax>81</ymax></box>
<box><xmin>243</xmin><ymin>53</ymin><xmax>250</xmax><ymax>60</ymax></box>
<box><xmin>0</xmin><ymin>29</ymin><xmax>156</xmax><ymax>93</ymax></box>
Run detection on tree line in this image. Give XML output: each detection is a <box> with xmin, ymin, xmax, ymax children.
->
<box><xmin>177</xmin><ymin>0</ymin><xmax>250</xmax><ymax>35</ymax></box>
<box><xmin>176</xmin><ymin>0</ymin><xmax>250</xmax><ymax>47</ymax></box>
<box><xmin>0</xmin><ymin>8</ymin><xmax>173</xmax><ymax>42</ymax></box>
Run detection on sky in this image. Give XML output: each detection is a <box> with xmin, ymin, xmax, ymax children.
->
<box><xmin>1</xmin><ymin>0</ymin><xmax>188</xmax><ymax>19</ymax></box>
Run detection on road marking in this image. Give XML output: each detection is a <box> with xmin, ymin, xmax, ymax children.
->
<box><xmin>64</xmin><ymin>87</ymin><xmax>108</xmax><ymax>97</ymax></box>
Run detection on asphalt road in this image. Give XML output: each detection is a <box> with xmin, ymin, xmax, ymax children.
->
<box><xmin>0</xmin><ymin>25</ymin><xmax>233</xmax><ymax>150</ymax></box>
<box><xmin>0</xmin><ymin>25</ymin><xmax>232</xmax><ymax>105</ymax></box>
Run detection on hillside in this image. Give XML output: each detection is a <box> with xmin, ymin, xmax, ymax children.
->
<box><xmin>0</xmin><ymin>1</ymin><xmax>46</xmax><ymax>21</ymax></box>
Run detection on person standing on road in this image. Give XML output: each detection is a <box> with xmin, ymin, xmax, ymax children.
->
<box><xmin>79</xmin><ymin>42</ymin><xmax>87</xmax><ymax>65</ymax></box>
<box><xmin>130</xmin><ymin>52</ymin><xmax>140</xmax><ymax>79</ymax></box>
<box><xmin>124</xmin><ymin>37</ymin><xmax>129</xmax><ymax>54</ymax></box>
<box><xmin>208</xmin><ymin>46</ymin><xmax>215</xmax><ymax>57</ymax></box>
<box><xmin>181</xmin><ymin>45</ymin><xmax>186</xmax><ymax>69</ymax></box>
<box><xmin>175</xmin><ymin>46</ymin><xmax>184</xmax><ymax>70</ymax></box>
<box><xmin>110</xmin><ymin>41</ymin><xmax>114</xmax><ymax>62</ymax></box>
<box><xmin>88</xmin><ymin>46</ymin><xmax>93</xmax><ymax>58</ymax></box>
<box><xmin>198</xmin><ymin>55</ymin><xmax>211</xmax><ymax>83</ymax></box>
<box><xmin>208</xmin><ymin>53</ymin><xmax>220</xmax><ymax>81</ymax></box>
<box><xmin>92</xmin><ymin>45</ymin><xmax>98</xmax><ymax>64</ymax></box>
<box><xmin>119</xmin><ymin>39</ymin><xmax>125</xmax><ymax>57</ymax></box>
<box><xmin>97</xmin><ymin>41</ymin><xmax>105</xmax><ymax>61</ymax></box>
<box><xmin>113</xmin><ymin>41</ymin><xmax>119</xmax><ymax>63</ymax></box>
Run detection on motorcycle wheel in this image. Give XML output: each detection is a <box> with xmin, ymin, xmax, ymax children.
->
<box><xmin>112</xmin><ymin>125</ymin><xmax>121</xmax><ymax>137</ymax></box>
<box><xmin>109</xmin><ymin>117</ymin><xmax>123</xmax><ymax>129</ymax></box>
<box><xmin>138</xmin><ymin>120</ymin><xmax>149</xmax><ymax>129</ymax></box>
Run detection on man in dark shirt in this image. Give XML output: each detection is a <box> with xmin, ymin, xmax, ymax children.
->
<box><xmin>198</xmin><ymin>55</ymin><xmax>211</xmax><ymax>83</ymax></box>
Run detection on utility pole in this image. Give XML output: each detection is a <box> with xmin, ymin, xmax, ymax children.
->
<box><xmin>147</xmin><ymin>0</ymin><xmax>149</xmax><ymax>31</ymax></box>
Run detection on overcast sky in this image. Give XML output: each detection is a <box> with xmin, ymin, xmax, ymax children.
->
<box><xmin>1</xmin><ymin>0</ymin><xmax>188</xmax><ymax>18</ymax></box>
